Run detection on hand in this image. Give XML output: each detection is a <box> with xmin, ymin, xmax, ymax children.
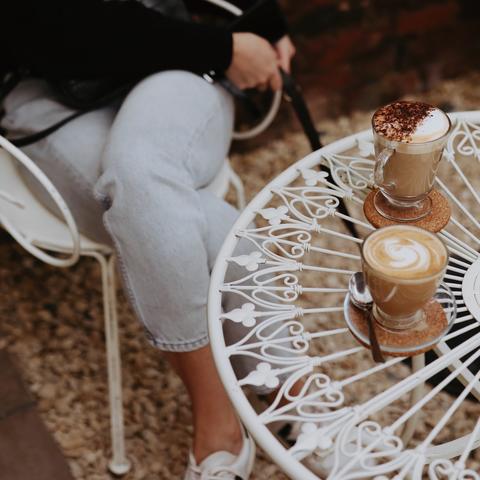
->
<box><xmin>274</xmin><ymin>35</ymin><xmax>296</xmax><ymax>74</ymax></box>
<box><xmin>226</xmin><ymin>32</ymin><xmax>282</xmax><ymax>91</ymax></box>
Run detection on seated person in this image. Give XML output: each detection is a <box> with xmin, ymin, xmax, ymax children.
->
<box><xmin>1</xmin><ymin>0</ymin><xmax>295</xmax><ymax>478</ymax></box>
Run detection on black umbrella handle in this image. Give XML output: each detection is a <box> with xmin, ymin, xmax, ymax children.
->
<box><xmin>280</xmin><ymin>69</ymin><xmax>359</xmax><ymax>239</ymax></box>
<box><xmin>280</xmin><ymin>69</ymin><xmax>323</xmax><ymax>151</ymax></box>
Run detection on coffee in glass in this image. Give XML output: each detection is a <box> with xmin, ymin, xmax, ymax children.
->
<box><xmin>361</xmin><ymin>225</ymin><xmax>448</xmax><ymax>330</ymax></box>
<box><xmin>372</xmin><ymin>101</ymin><xmax>451</xmax><ymax>221</ymax></box>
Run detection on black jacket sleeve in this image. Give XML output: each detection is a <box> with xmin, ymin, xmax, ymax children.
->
<box><xmin>185</xmin><ymin>0</ymin><xmax>289</xmax><ymax>43</ymax></box>
<box><xmin>230</xmin><ymin>0</ymin><xmax>288</xmax><ymax>42</ymax></box>
<box><xmin>5</xmin><ymin>0</ymin><xmax>233</xmax><ymax>80</ymax></box>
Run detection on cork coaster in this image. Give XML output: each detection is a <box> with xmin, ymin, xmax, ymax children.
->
<box><xmin>347</xmin><ymin>300</ymin><xmax>447</xmax><ymax>357</ymax></box>
<box><xmin>363</xmin><ymin>188</ymin><xmax>451</xmax><ymax>233</ymax></box>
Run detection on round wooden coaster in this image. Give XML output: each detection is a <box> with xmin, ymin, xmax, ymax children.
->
<box><xmin>347</xmin><ymin>300</ymin><xmax>447</xmax><ymax>357</ymax></box>
<box><xmin>363</xmin><ymin>188</ymin><xmax>451</xmax><ymax>232</ymax></box>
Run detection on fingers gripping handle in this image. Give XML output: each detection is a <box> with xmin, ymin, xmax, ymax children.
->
<box><xmin>0</xmin><ymin>135</ymin><xmax>81</xmax><ymax>267</ymax></box>
<box><xmin>202</xmin><ymin>0</ymin><xmax>283</xmax><ymax>140</ymax></box>
<box><xmin>374</xmin><ymin>147</ymin><xmax>394</xmax><ymax>187</ymax></box>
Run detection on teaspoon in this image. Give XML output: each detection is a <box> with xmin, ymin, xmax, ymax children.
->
<box><xmin>349</xmin><ymin>272</ymin><xmax>386</xmax><ymax>363</ymax></box>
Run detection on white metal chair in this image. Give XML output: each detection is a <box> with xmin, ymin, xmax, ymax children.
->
<box><xmin>0</xmin><ymin>135</ymin><xmax>246</xmax><ymax>475</ymax></box>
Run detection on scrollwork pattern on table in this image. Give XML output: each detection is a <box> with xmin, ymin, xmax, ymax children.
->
<box><xmin>429</xmin><ymin>458</ymin><xmax>480</xmax><ymax>480</ymax></box>
<box><xmin>223</xmin><ymin>264</ymin><xmax>304</xmax><ymax>306</ymax></box>
<box><xmin>301</xmin><ymin>169</ymin><xmax>330</xmax><ymax>186</ymax></box>
<box><xmin>237</xmin><ymin>225</ymin><xmax>314</xmax><ymax>262</ymax></box>
<box><xmin>222</xmin><ymin>303</ymin><xmax>257</xmax><ymax>327</ymax></box>
<box><xmin>446</xmin><ymin>119</ymin><xmax>480</xmax><ymax>161</ymax></box>
<box><xmin>273</xmin><ymin>184</ymin><xmax>343</xmax><ymax>223</ymax></box>
<box><xmin>329</xmin><ymin>421</ymin><xmax>405</xmax><ymax>478</ymax></box>
<box><xmin>236</xmin><ymin>222</ymin><xmax>362</xmax><ymax>267</ymax></box>
<box><xmin>320</xmin><ymin>153</ymin><xmax>374</xmax><ymax>194</ymax></box>
<box><xmin>229</xmin><ymin>251</ymin><xmax>266</xmax><ymax>271</ymax></box>
<box><xmin>258</xmin><ymin>206</ymin><xmax>290</xmax><ymax>226</ymax></box>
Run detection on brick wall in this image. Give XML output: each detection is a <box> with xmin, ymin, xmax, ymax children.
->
<box><xmin>280</xmin><ymin>0</ymin><xmax>480</xmax><ymax>112</ymax></box>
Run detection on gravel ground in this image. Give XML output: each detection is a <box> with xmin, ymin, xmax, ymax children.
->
<box><xmin>1</xmin><ymin>72</ymin><xmax>480</xmax><ymax>479</ymax></box>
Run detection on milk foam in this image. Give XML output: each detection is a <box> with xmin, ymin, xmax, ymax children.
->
<box><xmin>363</xmin><ymin>226</ymin><xmax>447</xmax><ymax>279</ymax></box>
<box><xmin>410</xmin><ymin>108</ymin><xmax>450</xmax><ymax>143</ymax></box>
<box><xmin>375</xmin><ymin>237</ymin><xmax>430</xmax><ymax>273</ymax></box>
<box><xmin>373</xmin><ymin>101</ymin><xmax>450</xmax><ymax>143</ymax></box>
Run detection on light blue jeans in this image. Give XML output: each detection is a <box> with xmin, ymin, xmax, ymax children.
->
<box><xmin>3</xmin><ymin>71</ymin><xmax>241</xmax><ymax>352</ymax></box>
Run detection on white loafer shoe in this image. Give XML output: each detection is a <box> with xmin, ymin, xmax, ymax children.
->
<box><xmin>184</xmin><ymin>427</ymin><xmax>255</xmax><ymax>480</ymax></box>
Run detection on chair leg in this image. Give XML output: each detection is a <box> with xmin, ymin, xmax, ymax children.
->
<box><xmin>90</xmin><ymin>251</ymin><xmax>131</xmax><ymax>475</ymax></box>
<box><xmin>228</xmin><ymin>167</ymin><xmax>246</xmax><ymax>210</ymax></box>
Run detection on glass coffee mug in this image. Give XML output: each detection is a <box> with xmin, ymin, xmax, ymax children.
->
<box><xmin>372</xmin><ymin>102</ymin><xmax>452</xmax><ymax>221</ymax></box>
<box><xmin>361</xmin><ymin>225</ymin><xmax>449</xmax><ymax>331</ymax></box>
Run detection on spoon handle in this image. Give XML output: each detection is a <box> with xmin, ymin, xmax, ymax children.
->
<box><xmin>366</xmin><ymin>311</ymin><xmax>386</xmax><ymax>363</ymax></box>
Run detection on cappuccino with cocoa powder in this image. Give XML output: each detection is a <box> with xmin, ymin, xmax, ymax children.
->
<box><xmin>362</xmin><ymin>225</ymin><xmax>448</xmax><ymax>330</ymax></box>
<box><xmin>373</xmin><ymin>101</ymin><xmax>450</xmax><ymax>145</ymax></box>
<box><xmin>372</xmin><ymin>101</ymin><xmax>451</xmax><ymax>220</ymax></box>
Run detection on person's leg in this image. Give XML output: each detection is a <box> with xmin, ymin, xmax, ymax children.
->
<box><xmin>7</xmin><ymin>73</ymin><xmax>247</xmax><ymax>466</ymax></box>
<box><xmin>165</xmin><ymin>346</ymin><xmax>242</xmax><ymax>461</ymax></box>
<box><xmin>94</xmin><ymin>71</ymin><xmax>243</xmax><ymax>461</ymax></box>
<box><xmin>7</xmin><ymin>75</ymin><xmax>294</xmax><ymax>468</ymax></box>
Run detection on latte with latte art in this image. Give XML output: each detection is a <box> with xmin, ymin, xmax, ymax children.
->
<box><xmin>361</xmin><ymin>225</ymin><xmax>448</xmax><ymax>329</ymax></box>
<box><xmin>363</xmin><ymin>226</ymin><xmax>447</xmax><ymax>280</ymax></box>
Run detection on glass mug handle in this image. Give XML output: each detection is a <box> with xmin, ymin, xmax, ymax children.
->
<box><xmin>374</xmin><ymin>147</ymin><xmax>395</xmax><ymax>187</ymax></box>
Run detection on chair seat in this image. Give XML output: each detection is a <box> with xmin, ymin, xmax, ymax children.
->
<box><xmin>0</xmin><ymin>149</ymin><xmax>107</xmax><ymax>254</ymax></box>
<box><xmin>0</xmin><ymin>149</ymin><xmax>233</xmax><ymax>255</ymax></box>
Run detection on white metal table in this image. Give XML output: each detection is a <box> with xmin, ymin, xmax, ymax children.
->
<box><xmin>208</xmin><ymin>111</ymin><xmax>480</xmax><ymax>479</ymax></box>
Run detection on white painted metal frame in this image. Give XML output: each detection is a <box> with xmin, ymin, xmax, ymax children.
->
<box><xmin>208</xmin><ymin>111</ymin><xmax>480</xmax><ymax>479</ymax></box>
<box><xmin>0</xmin><ymin>135</ymin><xmax>246</xmax><ymax>475</ymax></box>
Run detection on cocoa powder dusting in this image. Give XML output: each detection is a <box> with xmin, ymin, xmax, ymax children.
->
<box><xmin>373</xmin><ymin>101</ymin><xmax>435</xmax><ymax>142</ymax></box>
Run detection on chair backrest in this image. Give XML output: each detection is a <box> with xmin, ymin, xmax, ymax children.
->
<box><xmin>0</xmin><ymin>136</ymin><xmax>80</xmax><ymax>267</ymax></box>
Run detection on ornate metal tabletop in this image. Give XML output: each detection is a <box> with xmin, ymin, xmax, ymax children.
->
<box><xmin>208</xmin><ymin>111</ymin><xmax>480</xmax><ymax>479</ymax></box>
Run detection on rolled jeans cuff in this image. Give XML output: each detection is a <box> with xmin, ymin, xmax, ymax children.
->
<box><xmin>146</xmin><ymin>332</ymin><xmax>210</xmax><ymax>352</ymax></box>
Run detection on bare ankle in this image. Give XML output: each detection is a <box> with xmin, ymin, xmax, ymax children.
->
<box><xmin>193</xmin><ymin>418</ymin><xmax>243</xmax><ymax>463</ymax></box>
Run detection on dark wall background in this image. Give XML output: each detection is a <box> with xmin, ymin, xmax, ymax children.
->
<box><xmin>280</xmin><ymin>0</ymin><xmax>480</xmax><ymax>114</ymax></box>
